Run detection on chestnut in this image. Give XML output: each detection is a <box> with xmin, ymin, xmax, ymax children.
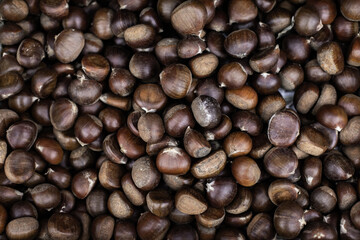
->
<box><xmin>6</xmin><ymin>120</ymin><xmax>38</xmax><ymax>150</ymax></box>
<box><xmin>264</xmin><ymin>147</ymin><xmax>298</xmax><ymax>178</ymax></box>
<box><xmin>156</xmin><ymin>147</ymin><xmax>191</xmax><ymax>175</ymax></box>
<box><xmin>170</xmin><ymin>0</ymin><xmax>207</xmax><ymax>36</ymax></box>
<box><xmin>54</xmin><ymin>29</ymin><xmax>85</xmax><ymax>63</ymax></box>
<box><xmin>273</xmin><ymin>201</ymin><xmax>305</xmax><ymax>239</ymax></box>
<box><xmin>175</xmin><ymin>187</ymin><xmax>208</xmax><ymax>215</ymax></box>
<box><xmin>48</xmin><ymin>213</ymin><xmax>82</xmax><ymax>240</ymax></box>
<box><xmin>206</xmin><ymin>177</ymin><xmax>237</xmax><ymax>208</ymax></box>
<box><xmin>247</xmin><ymin>213</ymin><xmax>275</xmax><ymax>240</ymax></box>
<box><xmin>137</xmin><ymin>211</ymin><xmax>170</xmax><ymax>240</ymax></box>
<box><xmin>224</xmin><ymin>29</ymin><xmax>258</xmax><ymax>58</ymax></box>
<box><xmin>17</xmin><ymin>38</ymin><xmax>45</xmax><ymax>69</ymax></box>
<box><xmin>294</xmin><ymin>6</ymin><xmax>323</xmax><ymax>37</ymax></box>
<box><xmin>4</xmin><ymin>150</ymin><xmax>35</xmax><ymax>184</ymax></box>
<box><xmin>316</xmin><ymin>104</ymin><xmax>348</xmax><ymax>131</ymax></box>
<box><xmin>217</xmin><ymin>62</ymin><xmax>247</xmax><ymax>89</ymax></box>
<box><xmin>164</xmin><ymin>104</ymin><xmax>195</xmax><ymax>138</ymax></box>
<box><xmin>5</xmin><ymin>217</ymin><xmax>39</xmax><ymax>240</ymax></box>
<box><xmin>160</xmin><ymin>64</ymin><xmax>192</xmax><ymax>99</ymax></box>
<box><xmin>340</xmin><ymin>0</ymin><xmax>360</xmax><ymax>21</ymax></box>
<box><xmin>231</xmin><ymin>156</ymin><xmax>260</xmax><ymax>187</ymax></box>
<box><xmin>191</xmin><ymin>95</ymin><xmax>222</xmax><ymax>129</ymax></box>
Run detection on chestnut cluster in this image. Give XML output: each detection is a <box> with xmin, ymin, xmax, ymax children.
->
<box><xmin>0</xmin><ymin>0</ymin><xmax>360</xmax><ymax>239</ymax></box>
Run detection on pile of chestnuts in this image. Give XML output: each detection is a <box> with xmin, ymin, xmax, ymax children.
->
<box><xmin>0</xmin><ymin>0</ymin><xmax>360</xmax><ymax>239</ymax></box>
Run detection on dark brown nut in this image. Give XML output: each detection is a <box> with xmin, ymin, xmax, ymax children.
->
<box><xmin>282</xmin><ymin>34</ymin><xmax>311</xmax><ymax>63</ymax></box>
<box><xmin>146</xmin><ymin>189</ymin><xmax>173</xmax><ymax>217</ymax></box>
<box><xmin>74</xmin><ymin>114</ymin><xmax>103</xmax><ymax>145</ymax></box>
<box><xmin>0</xmin><ymin>186</ymin><xmax>23</xmax><ymax>206</ymax></box>
<box><xmin>224</xmin><ymin>131</ymin><xmax>252</xmax><ymax>158</ymax></box>
<box><xmin>100</xmin><ymin>93</ymin><xmax>131</xmax><ymax>111</ymax></box>
<box><xmin>156</xmin><ymin>147</ymin><xmax>191</xmax><ymax>175</ymax></box>
<box><xmin>4</xmin><ymin>150</ymin><xmax>35</xmax><ymax>184</ymax></box>
<box><xmin>337</xmin><ymin>182</ymin><xmax>357</xmax><ymax>211</ymax></box>
<box><xmin>224</xmin><ymin>29</ymin><xmax>258</xmax><ymax>58</ymax></box>
<box><xmin>69</xmin><ymin>146</ymin><xmax>95</xmax><ymax>171</ymax></box>
<box><xmin>302</xmin><ymin>157</ymin><xmax>322</xmax><ymax>190</ymax></box>
<box><xmin>311</xmin><ymin>83</ymin><xmax>337</xmax><ymax>115</ymax></box>
<box><xmin>232</xmin><ymin>110</ymin><xmax>262</xmax><ymax>136</ymax></box>
<box><xmin>133</xmin><ymin>84</ymin><xmax>167</xmax><ymax>113</ymax></box>
<box><xmin>340</xmin><ymin>116</ymin><xmax>360</xmax><ymax>145</ymax></box>
<box><xmin>163</xmin><ymin>173</ymin><xmax>194</xmax><ymax>192</ymax></box>
<box><xmin>323</xmin><ymin>152</ymin><xmax>355</xmax><ymax>181</ymax></box>
<box><xmin>68</xmin><ymin>75</ymin><xmax>103</xmax><ymax>106</ymax></box>
<box><xmin>99</xmin><ymin>107</ymin><xmax>124</xmax><ymax>133</ymax></box>
<box><xmin>294</xmin><ymin>6</ymin><xmax>323</xmax><ymax>37</ymax></box>
<box><xmin>249</xmin><ymin>133</ymin><xmax>272</xmax><ymax>159</ymax></box>
<box><xmin>137</xmin><ymin>211</ymin><xmax>170</xmax><ymax>240</ymax></box>
<box><xmin>301</xmin><ymin>221</ymin><xmax>337</xmax><ymax>240</ymax></box>
<box><xmin>294</xmin><ymin>82</ymin><xmax>320</xmax><ymax>114</ymax></box>
<box><xmin>184</xmin><ymin>127</ymin><xmax>211</xmax><ymax>158</ymax></box>
<box><xmin>71</xmin><ymin>169</ymin><xmax>97</xmax><ymax>199</ymax></box>
<box><xmin>225</xmin><ymin>187</ymin><xmax>252</xmax><ymax>215</ymax></box>
<box><xmin>317</xmin><ymin>41</ymin><xmax>344</xmax><ymax>75</ymax></box>
<box><xmin>228</xmin><ymin>0</ymin><xmax>258</xmax><ymax>24</ymax></box>
<box><xmin>170</xmin><ymin>0</ymin><xmax>207</xmax><ymax>36</ymax></box>
<box><xmin>196</xmin><ymin>207</ymin><xmax>225</xmax><ymax>228</ymax></box>
<box><xmin>296</xmin><ymin>126</ymin><xmax>329</xmax><ymax>156</ymax></box>
<box><xmin>175</xmin><ymin>187</ymin><xmax>208</xmax><ymax>215</ymax></box>
<box><xmin>108</xmin><ymin>190</ymin><xmax>134</xmax><ymax>219</ymax></box>
<box><xmin>117</xmin><ymin>127</ymin><xmax>145</xmax><ymax>159</ymax></box>
<box><xmin>343</xmin><ymin>144</ymin><xmax>360</xmax><ymax>169</ymax></box>
<box><xmin>138</xmin><ymin>113</ymin><xmax>165</xmax><ymax>144</ymax></box>
<box><xmin>195</xmin><ymin>78</ymin><xmax>224</xmax><ymax>104</ymax></box>
<box><xmin>279</xmin><ymin>63</ymin><xmax>304</xmax><ymax>91</ymax></box>
<box><xmin>347</xmin><ymin>35</ymin><xmax>360</xmax><ymax>67</ymax></box>
<box><xmin>249</xmin><ymin>45</ymin><xmax>280</xmax><ymax>73</ymax></box>
<box><xmin>103</xmin><ymin>134</ymin><xmax>128</xmax><ymax>164</ymax></box>
<box><xmin>252</xmin><ymin>73</ymin><xmax>281</xmax><ymax>95</ymax></box>
<box><xmin>5</xmin><ymin>217</ymin><xmax>39</xmax><ymax>240</ymax></box>
<box><xmin>316</xmin><ymin>105</ymin><xmax>348</xmax><ymax>131</ymax></box>
<box><xmin>91</xmin><ymin>8</ymin><xmax>114</xmax><ymax>40</ymax></box>
<box><xmin>6</xmin><ymin>120</ymin><xmax>38</xmax><ymax>150</ymax></box>
<box><xmin>35</xmin><ymin>137</ymin><xmax>63</xmax><ymax>165</ymax></box>
<box><xmin>160</xmin><ymin>64</ymin><xmax>192</xmax><ymax>99</ymax></box>
<box><xmin>333</xmin><ymin>66</ymin><xmax>360</xmax><ymax>93</ymax></box>
<box><xmin>85</xmin><ymin>188</ymin><xmax>108</xmax><ymax>217</ymax></box>
<box><xmin>257</xmin><ymin>93</ymin><xmax>286</xmax><ymax>122</ymax></box>
<box><xmin>247</xmin><ymin>213</ymin><xmax>275</xmax><ymax>240</ymax></box>
<box><xmin>206</xmin><ymin>177</ymin><xmax>237</xmax><ymax>208</ymax></box>
<box><xmin>124</xmin><ymin>24</ymin><xmax>156</xmax><ymax>49</ymax></box>
<box><xmin>232</xmin><ymin>156</ymin><xmax>260</xmax><ymax>187</ymax></box>
<box><xmin>177</xmin><ymin>36</ymin><xmax>205</xmax><ymax>59</ymax></box>
<box><xmin>46</xmin><ymin>166</ymin><xmax>71</xmax><ymax>189</ymax></box>
<box><xmin>265</xmin><ymin>7</ymin><xmax>292</xmax><ymax>33</ymax></box>
<box><xmin>17</xmin><ymin>38</ymin><xmax>45</xmax><ymax>69</ymax></box>
<box><xmin>129</xmin><ymin>52</ymin><xmax>160</xmax><ymax>80</ymax></box>
<box><xmin>9</xmin><ymin>200</ymin><xmax>38</xmax><ymax>220</ymax></box>
<box><xmin>274</xmin><ymin>201</ymin><xmax>306</xmax><ymax>239</ymax></box>
<box><xmin>91</xmin><ymin>215</ymin><xmax>115</xmax><ymax>240</ymax></box>
<box><xmin>99</xmin><ymin>160</ymin><xmax>124</xmax><ymax>190</ymax></box>
<box><xmin>0</xmin><ymin>22</ymin><xmax>26</xmax><ymax>46</ymax></box>
<box><xmin>81</xmin><ymin>54</ymin><xmax>110</xmax><ymax>82</ymax></box>
<box><xmin>338</xmin><ymin>94</ymin><xmax>360</xmax><ymax>117</ymax></box>
<box><xmin>164</xmin><ymin>104</ymin><xmax>195</xmax><ymax>138</ymax></box>
<box><xmin>54</xmin><ymin>29</ymin><xmax>85</xmax><ymax>63</ymax></box>
<box><xmin>0</xmin><ymin>0</ymin><xmax>29</xmax><ymax>22</ymax></box>
<box><xmin>189</xmin><ymin>53</ymin><xmax>218</xmax><ymax>79</ymax></box>
<box><xmin>132</xmin><ymin>156</ymin><xmax>160</xmax><ymax>191</ymax></box>
<box><xmin>340</xmin><ymin>0</ymin><xmax>360</xmax><ymax>21</ymax></box>
<box><xmin>310</xmin><ymin>186</ymin><xmax>337</xmax><ymax>214</ymax></box>
<box><xmin>31</xmin><ymin>98</ymin><xmax>53</xmax><ymax>126</ymax></box>
<box><xmin>8</xmin><ymin>88</ymin><xmax>38</xmax><ymax>113</ymax></box>
<box><xmin>255</xmin><ymin>22</ymin><xmax>276</xmax><ymax>50</ymax></box>
<box><xmin>251</xmin><ymin>182</ymin><xmax>274</xmax><ymax>212</ymax></box>
<box><xmin>121</xmin><ymin>172</ymin><xmax>146</xmax><ymax>206</ymax></box>
<box><xmin>62</xmin><ymin>6</ymin><xmax>88</xmax><ymax>31</ymax></box>
<box><xmin>48</xmin><ymin>213</ymin><xmax>82</xmax><ymax>240</ymax></box>
<box><xmin>191</xmin><ymin>95</ymin><xmax>222</xmax><ymax>129</ymax></box>
<box><xmin>114</xmin><ymin>220</ymin><xmax>137</xmax><ymax>240</ymax></box>
<box><xmin>0</xmin><ymin>141</ymin><xmax>7</xmax><ymax>167</ymax></box>
<box><xmin>155</xmin><ymin>38</ymin><xmax>179</xmax><ymax>66</ymax></box>
<box><xmin>268</xmin><ymin>109</ymin><xmax>300</xmax><ymax>147</ymax></box>
<box><xmin>206</xmin><ymin>31</ymin><xmax>227</xmax><ymax>59</ymax></box>
<box><xmin>30</xmin><ymin>183</ymin><xmax>61</xmax><ymax>210</ymax></box>
<box><xmin>109</xmin><ymin>68</ymin><xmax>136</xmax><ymax>97</ymax></box>
<box><xmin>39</xmin><ymin>0</ymin><xmax>69</xmax><ymax>19</ymax></box>
<box><xmin>217</xmin><ymin>62</ymin><xmax>247</xmax><ymax>89</ymax></box>
<box><xmin>31</xmin><ymin>67</ymin><xmax>57</xmax><ymax>99</ymax></box>
<box><xmin>264</xmin><ymin>147</ymin><xmax>298</xmax><ymax>178</ymax></box>
<box><xmin>0</xmin><ymin>72</ymin><xmax>24</xmax><ymax>101</ymax></box>
<box><xmin>0</xmin><ymin>55</ymin><xmax>24</xmax><ymax>76</ymax></box>
<box><xmin>191</xmin><ymin>150</ymin><xmax>227</xmax><ymax>179</ymax></box>
<box><xmin>268</xmin><ymin>179</ymin><xmax>299</xmax><ymax>206</ymax></box>
<box><xmin>225</xmin><ymin>86</ymin><xmax>258</xmax><ymax>110</ymax></box>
